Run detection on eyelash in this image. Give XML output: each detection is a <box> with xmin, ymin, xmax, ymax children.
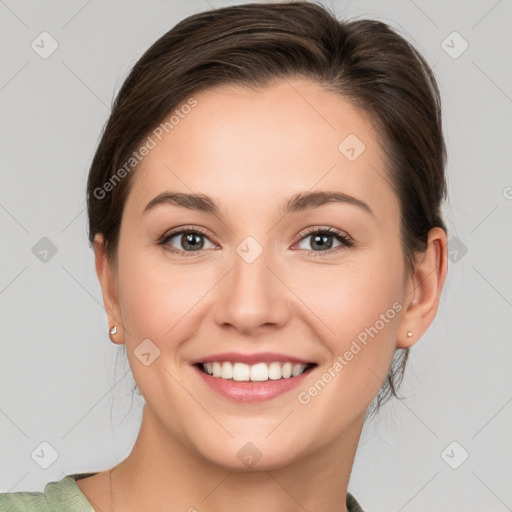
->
<box><xmin>158</xmin><ymin>225</ymin><xmax>354</xmax><ymax>258</ymax></box>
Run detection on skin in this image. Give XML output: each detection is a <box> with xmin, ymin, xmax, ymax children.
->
<box><xmin>78</xmin><ymin>77</ymin><xmax>447</xmax><ymax>512</ymax></box>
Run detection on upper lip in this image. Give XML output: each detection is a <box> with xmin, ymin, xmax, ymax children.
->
<box><xmin>191</xmin><ymin>352</ymin><xmax>314</xmax><ymax>365</ymax></box>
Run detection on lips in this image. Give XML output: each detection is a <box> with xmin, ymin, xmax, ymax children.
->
<box><xmin>191</xmin><ymin>352</ymin><xmax>317</xmax><ymax>402</ymax></box>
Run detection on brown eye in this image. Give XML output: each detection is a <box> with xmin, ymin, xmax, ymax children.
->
<box><xmin>295</xmin><ymin>227</ymin><xmax>353</xmax><ymax>255</ymax></box>
<box><xmin>160</xmin><ymin>227</ymin><xmax>216</xmax><ymax>255</ymax></box>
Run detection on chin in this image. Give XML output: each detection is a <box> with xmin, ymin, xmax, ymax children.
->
<box><xmin>193</xmin><ymin>433</ymin><xmax>306</xmax><ymax>473</ymax></box>
<box><xmin>207</xmin><ymin>449</ymin><xmax>299</xmax><ymax>473</ymax></box>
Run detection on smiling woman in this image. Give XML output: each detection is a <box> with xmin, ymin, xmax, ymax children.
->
<box><xmin>1</xmin><ymin>2</ymin><xmax>448</xmax><ymax>511</ymax></box>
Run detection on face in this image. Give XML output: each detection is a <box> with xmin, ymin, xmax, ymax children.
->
<box><xmin>100</xmin><ymin>78</ymin><xmax>415</xmax><ymax>471</ymax></box>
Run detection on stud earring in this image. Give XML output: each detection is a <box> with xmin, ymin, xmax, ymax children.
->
<box><xmin>407</xmin><ymin>331</ymin><xmax>413</xmax><ymax>338</ymax></box>
<box><xmin>109</xmin><ymin>325</ymin><xmax>119</xmax><ymax>343</ymax></box>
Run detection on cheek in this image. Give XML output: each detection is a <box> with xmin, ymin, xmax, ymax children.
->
<box><xmin>293</xmin><ymin>253</ymin><xmax>403</xmax><ymax>397</ymax></box>
<box><xmin>116</xmin><ymin>256</ymin><xmax>200</xmax><ymax>402</ymax></box>
<box><xmin>117</xmin><ymin>248</ymin><xmax>216</xmax><ymax>347</ymax></box>
<box><xmin>293</xmin><ymin>253</ymin><xmax>403</xmax><ymax>342</ymax></box>
<box><xmin>293</xmin><ymin>276</ymin><xmax>401</xmax><ymax>420</ymax></box>
<box><xmin>335</xmin><ymin>260</ymin><xmax>403</xmax><ymax>395</ymax></box>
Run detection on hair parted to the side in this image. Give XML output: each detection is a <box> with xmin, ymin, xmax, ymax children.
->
<box><xmin>87</xmin><ymin>1</ymin><xmax>447</xmax><ymax>416</ymax></box>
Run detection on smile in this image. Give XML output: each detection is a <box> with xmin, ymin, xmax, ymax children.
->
<box><xmin>193</xmin><ymin>356</ymin><xmax>317</xmax><ymax>402</ymax></box>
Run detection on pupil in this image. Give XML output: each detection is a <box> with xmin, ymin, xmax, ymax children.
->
<box><xmin>183</xmin><ymin>233</ymin><xmax>203</xmax><ymax>251</ymax></box>
<box><xmin>312</xmin><ymin>233</ymin><xmax>332</xmax><ymax>251</ymax></box>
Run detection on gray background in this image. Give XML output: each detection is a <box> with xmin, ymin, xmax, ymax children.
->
<box><xmin>1</xmin><ymin>1</ymin><xmax>511</xmax><ymax>510</ymax></box>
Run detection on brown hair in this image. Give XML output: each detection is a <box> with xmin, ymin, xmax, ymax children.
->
<box><xmin>87</xmin><ymin>1</ymin><xmax>447</xmax><ymax>414</ymax></box>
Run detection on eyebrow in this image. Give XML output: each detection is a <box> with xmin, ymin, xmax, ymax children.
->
<box><xmin>143</xmin><ymin>190</ymin><xmax>374</xmax><ymax>217</ymax></box>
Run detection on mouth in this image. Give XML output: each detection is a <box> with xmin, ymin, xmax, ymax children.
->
<box><xmin>192</xmin><ymin>356</ymin><xmax>318</xmax><ymax>403</ymax></box>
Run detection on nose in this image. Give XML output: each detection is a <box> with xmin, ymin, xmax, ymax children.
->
<box><xmin>213</xmin><ymin>241</ymin><xmax>291</xmax><ymax>335</ymax></box>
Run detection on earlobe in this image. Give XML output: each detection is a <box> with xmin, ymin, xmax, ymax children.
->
<box><xmin>108</xmin><ymin>324</ymin><xmax>123</xmax><ymax>345</ymax></box>
<box><xmin>396</xmin><ymin>227</ymin><xmax>448</xmax><ymax>349</ymax></box>
<box><xmin>93</xmin><ymin>234</ymin><xmax>125</xmax><ymax>344</ymax></box>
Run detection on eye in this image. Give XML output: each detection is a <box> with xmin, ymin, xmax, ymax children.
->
<box><xmin>158</xmin><ymin>225</ymin><xmax>354</xmax><ymax>257</ymax></box>
<box><xmin>295</xmin><ymin>227</ymin><xmax>353</xmax><ymax>256</ymax></box>
<box><xmin>159</xmin><ymin>227</ymin><xmax>216</xmax><ymax>256</ymax></box>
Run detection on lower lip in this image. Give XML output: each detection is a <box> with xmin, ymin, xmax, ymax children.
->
<box><xmin>193</xmin><ymin>365</ymin><xmax>314</xmax><ymax>403</ymax></box>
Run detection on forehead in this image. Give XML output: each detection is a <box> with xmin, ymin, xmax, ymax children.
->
<box><xmin>126</xmin><ymin>78</ymin><xmax>398</xmax><ymax>223</ymax></box>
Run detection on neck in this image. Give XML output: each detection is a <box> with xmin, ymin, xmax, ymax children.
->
<box><xmin>110</xmin><ymin>404</ymin><xmax>364</xmax><ymax>512</ymax></box>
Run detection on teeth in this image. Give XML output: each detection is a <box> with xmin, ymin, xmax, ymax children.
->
<box><xmin>267</xmin><ymin>362</ymin><xmax>282</xmax><ymax>380</ymax></box>
<box><xmin>233</xmin><ymin>362</ymin><xmax>250</xmax><ymax>381</ymax></box>
<box><xmin>282</xmin><ymin>362</ymin><xmax>292</xmax><ymax>378</ymax></box>
<box><xmin>292</xmin><ymin>363</ymin><xmax>304</xmax><ymax>377</ymax></box>
<box><xmin>251</xmin><ymin>362</ymin><xmax>271</xmax><ymax>381</ymax></box>
<box><xmin>201</xmin><ymin>361</ymin><xmax>310</xmax><ymax>381</ymax></box>
<box><xmin>221</xmin><ymin>362</ymin><xmax>233</xmax><ymax>379</ymax></box>
<box><xmin>212</xmin><ymin>362</ymin><xmax>222</xmax><ymax>377</ymax></box>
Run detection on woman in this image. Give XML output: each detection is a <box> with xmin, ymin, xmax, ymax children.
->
<box><xmin>0</xmin><ymin>1</ymin><xmax>447</xmax><ymax>511</ymax></box>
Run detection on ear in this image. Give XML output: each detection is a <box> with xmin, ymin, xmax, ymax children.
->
<box><xmin>396</xmin><ymin>227</ymin><xmax>448</xmax><ymax>348</ymax></box>
<box><xmin>94</xmin><ymin>233</ymin><xmax>125</xmax><ymax>345</ymax></box>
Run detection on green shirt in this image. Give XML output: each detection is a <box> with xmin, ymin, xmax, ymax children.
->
<box><xmin>0</xmin><ymin>472</ymin><xmax>365</xmax><ymax>511</ymax></box>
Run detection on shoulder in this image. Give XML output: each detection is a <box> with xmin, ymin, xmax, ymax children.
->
<box><xmin>0</xmin><ymin>473</ymin><xmax>98</xmax><ymax>512</ymax></box>
<box><xmin>0</xmin><ymin>490</ymin><xmax>50</xmax><ymax>511</ymax></box>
